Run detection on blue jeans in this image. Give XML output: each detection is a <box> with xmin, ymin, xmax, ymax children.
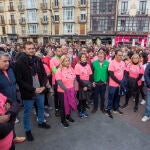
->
<box><xmin>23</xmin><ymin>94</ymin><xmax>44</xmax><ymax>131</ymax></box>
<box><xmin>93</xmin><ymin>83</ymin><xmax>106</xmax><ymax>109</ymax></box>
<box><xmin>106</xmin><ymin>86</ymin><xmax>120</xmax><ymax>111</ymax></box>
<box><xmin>145</xmin><ymin>89</ymin><xmax>150</xmax><ymax>117</ymax></box>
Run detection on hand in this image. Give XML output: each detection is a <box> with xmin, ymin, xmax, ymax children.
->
<box><xmin>35</xmin><ymin>88</ymin><xmax>41</xmax><ymax>94</ymax></box>
<box><xmin>40</xmin><ymin>87</ymin><xmax>46</xmax><ymax>93</ymax></box>
<box><xmin>4</xmin><ymin>102</ymin><xmax>11</xmax><ymax>111</ymax></box>
<box><xmin>0</xmin><ymin>115</ymin><xmax>10</xmax><ymax>123</ymax></box>
<box><xmin>83</xmin><ymin>87</ymin><xmax>87</xmax><ymax>91</ymax></box>
<box><xmin>93</xmin><ymin>82</ymin><xmax>96</xmax><ymax>87</ymax></box>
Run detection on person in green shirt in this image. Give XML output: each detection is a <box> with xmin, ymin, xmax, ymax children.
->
<box><xmin>91</xmin><ymin>50</ymin><xmax>109</xmax><ymax>113</ymax></box>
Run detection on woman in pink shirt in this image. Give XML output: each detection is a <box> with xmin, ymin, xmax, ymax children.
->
<box><xmin>55</xmin><ymin>55</ymin><xmax>77</xmax><ymax>128</ymax></box>
<box><xmin>75</xmin><ymin>54</ymin><xmax>93</xmax><ymax>118</ymax></box>
<box><xmin>121</xmin><ymin>54</ymin><xmax>144</xmax><ymax>112</ymax></box>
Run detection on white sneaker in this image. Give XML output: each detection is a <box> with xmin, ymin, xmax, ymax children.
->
<box><xmin>44</xmin><ymin>111</ymin><xmax>50</xmax><ymax>117</ymax></box>
<box><xmin>15</xmin><ymin>118</ymin><xmax>19</xmax><ymax>124</ymax></box>
<box><xmin>141</xmin><ymin>116</ymin><xmax>150</xmax><ymax>122</ymax></box>
<box><xmin>37</xmin><ymin>118</ymin><xmax>47</xmax><ymax>123</ymax></box>
<box><xmin>140</xmin><ymin>99</ymin><xmax>146</xmax><ymax>105</ymax></box>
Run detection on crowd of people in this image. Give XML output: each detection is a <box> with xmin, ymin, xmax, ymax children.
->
<box><xmin>0</xmin><ymin>41</ymin><xmax>150</xmax><ymax>150</ymax></box>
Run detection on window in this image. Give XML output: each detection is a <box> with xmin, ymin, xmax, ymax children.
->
<box><xmin>21</xmin><ymin>14</ymin><xmax>26</xmax><ymax>22</ymax></box>
<box><xmin>54</xmin><ymin>12</ymin><xmax>59</xmax><ymax>22</ymax></box>
<box><xmin>21</xmin><ymin>26</ymin><xmax>26</xmax><ymax>34</ymax></box>
<box><xmin>63</xmin><ymin>0</ymin><xmax>74</xmax><ymax>6</ymax></box>
<box><xmin>11</xmin><ymin>25</ymin><xmax>16</xmax><ymax>34</ymax></box>
<box><xmin>54</xmin><ymin>0</ymin><xmax>59</xmax><ymax>6</ymax></box>
<box><xmin>27</xmin><ymin>10</ymin><xmax>37</xmax><ymax>23</ymax></box>
<box><xmin>2</xmin><ymin>26</ymin><xmax>6</xmax><ymax>34</ymax></box>
<box><xmin>63</xmin><ymin>23</ymin><xmax>74</xmax><ymax>34</ymax></box>
<box><xmin>19</xmin><ymin>0</ymin><xmax>24</xmax><ymax>6</ymax></box>
<box><xmin>0</xmin><ymin>15</ymin><xmax>4</xmax><ymax>22</ymax></box>
<box><xmin>121</xmin><ymin>1</ymin><xmax>128</xmax><ymax>13</ymax></box>
<box><xmin>139</xmin><ymin>1</ymin><xmax>146</xmax><ymax>13</ymax></box>
<box><xmin>0</xmin><ymin>2</ymin><xmax>3</xmax><ymax>11</ymax></box>
<box><xmin>80</xmin><ymin>10</ymin><xmax>86</xmax><ymax>21</ymax></box>
<box><xmin>80</xmin><ymin>0</ymin><xmax>86</xmax><ymax>5</ymax></box>
<box><xmin>28</xmin><ymin>24</ymin><xmax>38</xmax><ymax>34</ymax></box>
<box><xmin>10</xmin><ymin>14</ymin><xmax>15</xmax><ymax>20</ymax></box>
<box><xmin>26</xmin><ymin>0</ymin><xmax>37</xmax><ymax>9</ymax></box>
<box><xmin>43</xmin><ymin>13</ymin><xmax>47</xmax><ymax>21</ymax></box>
<box><xmin>43</xmin><ymin>25</ymin><xmax>48</xmax><ymax>33</ymax></box>
<box><xmin>63</xmin><ymin>8</ymin><xmax>74</xmax><ymax>21</ymax></box>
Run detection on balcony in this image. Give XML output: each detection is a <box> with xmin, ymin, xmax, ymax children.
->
<box><xmin>78</xmin><ymin>0</ymin><xmax>88</xmax><ymax>8</ymax></box>
<box><xmin>136</xmin><ymin>9</ymin><xmax>148</xmax><ymax>16</ymax></box>
<box><xmin>19</xmin><ymin>19</ymin><xmax>26</xmax><ymax>25</ymax></box>
<box><xmin>118</xmin><ymin>9</ymin><xmax>129</xmax><ymax>16</ymax></box>
<box><xmin>43</xmin><ymin>30</ymin><xmax>48</xmax><ymax>34</ymax></box>
<box><xmin>78</xmin><ymin>16</ymin><xmax>87</xmax><ymax>23</ymax></box>
<box><xmin>18</xmin><ymin>5</ymin><xmax>25</xmax><ymax>11</ymax></box>
<box><xmin>28</xmin><ymin>30</ymin><xmax>39</xmax><ymax>35</ymax></box>
<box><xmin>0</xmin><ymin>7</ymin><xmax>4</xmax><ymax>13</ymax></box>
<box><xmin>52</xmin><ymin>2</ymin><xmax>59</xmax><ymax>9</ymax></box>
<box><xmin>9</xmin><ymin>19</ymin><xmax>16</xmax><ymax>25</ymax></box>
<box><xmin>0</xmin><ymin>19</ymin><xmax>5</xmax><ymax>25</ymax></box>
<box><xmin>40</xmin><ymin>3</ymin><xmax>47</xmax><ymax>10</ymax></box>
<box><xmin>41</xmin><ymin>18</ymin><xmax>49</xmax><ymax>24</ymax></box>
<box><xmin>8</xmin><ymin>5</ymin><xmax>15</xmax><ymax>11</ymax></box>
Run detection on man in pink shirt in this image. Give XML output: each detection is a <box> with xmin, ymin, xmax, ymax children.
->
<box><xmin>50</xmin><ymin>46</ymin><xmax>62</xmax><ymax>116</ymax></box>
<box><xmin>106</xmin><ymin>50</ymin><xmax>126</xmax><ymax>118</ymax></box>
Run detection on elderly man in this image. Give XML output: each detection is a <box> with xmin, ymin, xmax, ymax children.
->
<box><xmin>0</xmin><ymin>51</ymin><xmax>26</xmax><ymax>143</ymax></box>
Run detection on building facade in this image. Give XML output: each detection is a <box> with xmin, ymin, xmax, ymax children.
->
<box><xmin>89</xmin><ymin>0</ymin><xmax>118</xmax><ymax>45</ymax></box>
<box><xmin>0</xmin><ymin>0</ymin><xmax>90</xmax><ymax>44</ymax></box>
<box><xmin>116</xmin><ymin>0</ymin><xmax>150</xmax><ymax>47</ymax></box>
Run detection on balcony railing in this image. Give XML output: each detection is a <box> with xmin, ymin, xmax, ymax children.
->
<box><xmin>40</xmin><ymin>3</ymin><xmax>47</xmax><ymax>10</ymax></box>
<box><xmin>52</xmin><ymin>2</ymin><xmax>59</xmax><ymax>9</ymax></box>
<box><xmin>18</xmin><ymin>5</ymin><xmax>25</xmax><ymax>11</ymax></box>
<box><xmin>19</xmin><ymin>19</ymin><xmax>26</xmax><ymax>25</ymax></box>
<box><xmin>9</xmin><ymin>19</ymin><xmax>16</xmax><ymax>25</ymax></box>
<box><xmin>43</xmin><ymin>30</ymin><xmax>48</xmax><ymax>34</ymax></box>
<box><xmin>28</xmin><ymin>30</ymin><xmax>39</xmax><ymax>35</ymax></box>
<box><xmin>78</xmin><ymin>16</ymin><xmax>87</xmax><ymax>23</ymax></box>
<box><xmin>136</xmin><ymin>9</ymin><xmax>148</xmax><ymax>15</ymax></box>
<box><xmin>8</xmin><ymin>5</ymin><xmax>15</xmax><ymax>11</ymax></box>
<box><xmin>41</xmin><ymin>18</ymin><xmax>49</xmax><ymax>24</ymax></box>
<box><xmin>0</xmin><ymin>7</ymin><xmax>4</xmax><ymax>13</ymax></box>
<box><xmin>78</xmin><ymin>0</ymin><xmax>88</xmax><ymax>7</ymax></box>
<box><xmin>118</xmin><ymin>9</ymin><xmax>129</xmax><ymax>15</ymax></box>
<box><xmin>0</xmin><ymin>19</ymin><xmax>5</xmax><ymax>25</ymax></box>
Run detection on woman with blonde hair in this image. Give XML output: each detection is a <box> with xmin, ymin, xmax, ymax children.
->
<box><xmin>55</xmin><ymin>55</ymin><xmax>77</xmax><ymax>128</ymax></box>
<box><xmin>121</xmin><ymin>53</ymin><xmax>144</xmax><ymax>112</ymax></box>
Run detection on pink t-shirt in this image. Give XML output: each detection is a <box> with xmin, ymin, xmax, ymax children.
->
<box><xmin>55</xmin><ymin>67</ymin><xmax>76</xmax><ymax>93</ymax></box>
<box><xmin>43</xmin><ymin>64</ymin><xmax>50</xmax><ymax>75</ymax></box>
<box><xmin>126</xmin><ymin>64</ymin><xmax>144</xmax><ymax>86</ymax></box>
<box><xmin>50</xmin><ymin>56</ymin><xmax>60</xmax><ymax>85</ymax></box>
<box><xmin>108</xmin><ymin>59</ymin><xmax>126</xmax><ymax>87</ymax></box>
<box><xmin>75</xmin><ymin>63</ymin><xmax>92</xmax><ymax>80</ymax></box>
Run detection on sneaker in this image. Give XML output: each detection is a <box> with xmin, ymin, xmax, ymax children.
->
<box><xmin>45</xmin><ymin>105</ymin><xmax>53</xmax><ymax>110</ymax></box>
<box><xmin>61</xmin><ymin>121</ymin><xmax>69</xmax><ymax>128</ymax></box>
<box><xmin>38</xmin><ymin>122</ymin><xmax>51</xmax><ymax>129</ymax></box>
<box><xmin>44</xmin><ymin>111</ymin><xmax>50</xmax><ymax>117</ymax></box>
<box><xmin>15</xmin><ymin>118</ymin><xmax>20</xmax><ymax>124</ymax></box>
<box><xmin>83</xmin><ymin>111</ymin><xmax>88</xmax><ymax>118</ymax></box>
<box><xmin>141</xmin><ymin>116</ymin><xmax>150</xmax><ymax>122</ymax></box>
<box><xmin>13</xmin><ymin>136</ymin><xmax>26</xmax><ymax>143</ymax></box>
<box><xmin>55</xmin><ymin>109</ymin><xmax>60</xmax><ymax>117</ymax></box>
<box><xmin>141</xmin><ymin>99</ymin><xmax>146</xmax><ymax>105</ymax></box>
<box><xmin>37</xmin><ymin>118</ymin><xmax>47</xmax><ymax>123</ymax></box>
<box><xmin>66</xmin><ymin>116</ymin><xmax>75</xmax><ymax>122</ymax></box>
<box><xmin>25</xmin><ymin>131</ymin><xmax>34</xmax><ymax>141</ymax></box>
<box><xmin>78</xmin><ymin>112</ymin><xmax>83</xmax><ymax>119</ymax></box>
<box><xmin>105</xmin><ymin>110</ymin><xmax>113</xmax><ymax>119</ymax></box>
<box><xmin>113</xmin><ymin>109</ymin><xmax>123</xmax><ymax>115</ymax></box>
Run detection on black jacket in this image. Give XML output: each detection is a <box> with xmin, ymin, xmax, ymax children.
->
<box><xmin>14</xmin><ymin>53</ymin><xmax>47</xmax><ymax>99</ymax></box>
